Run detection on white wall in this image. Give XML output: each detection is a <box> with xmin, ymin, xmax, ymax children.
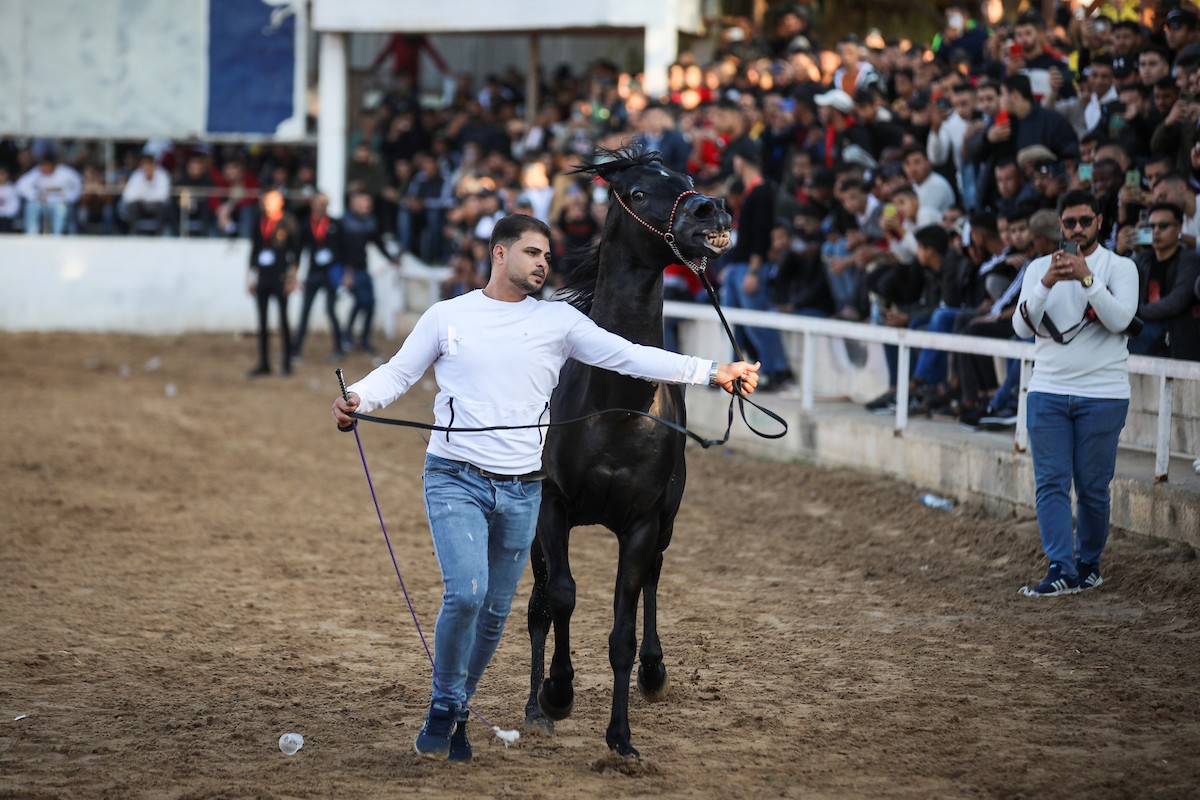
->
<box><xmin>0</xmin><ymin>237</ymin><xmax>443</xmax><ymax>335</ymax></box>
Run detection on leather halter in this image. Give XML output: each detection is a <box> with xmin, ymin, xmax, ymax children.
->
<box><xmin>611</xmin><ymin>187</ymin><xmax>710</xmax><ymax>275</ymax></box>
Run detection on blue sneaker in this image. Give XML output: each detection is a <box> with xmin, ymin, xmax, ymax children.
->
<box><xmin>414</xmin><ymin>699</ymin><xmax>459</xmax><ymax>760</ymax></box>
<box><xmin>449</xmin><ymin>708</ymin><xmax>472</xmax><ymax>763</ymax></box>
<box><xmin>1077</xmin><ymin>561</ymin><xmax>1104</xmax><ymax>591</ymax></box>
<box><xmin>1020</xmin><ymin>563</ymin><xmax>1081</xmax><ymax>597</ymax></box>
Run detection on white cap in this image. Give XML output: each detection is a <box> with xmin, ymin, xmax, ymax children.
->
<box><xmin>815</xmin><ymin>89</ymin><xmax>855</xmax><ymax>114</ymax></box>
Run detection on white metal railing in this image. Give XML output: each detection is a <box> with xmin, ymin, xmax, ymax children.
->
<box><xmin>662</xmin><ymin>300</ymin><xmax>1200</xmax><ymax>483</ymax></box>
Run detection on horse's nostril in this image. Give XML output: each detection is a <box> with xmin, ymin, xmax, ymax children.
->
<box><xmin>695</xmin><ymin>200</ymin><xmax>716</xmax><ymax>219</ymax></box>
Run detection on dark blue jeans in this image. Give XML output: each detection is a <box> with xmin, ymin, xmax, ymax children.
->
<box><xmin>1027</xmin><ymin>392</ymin><xmax>1129</xmax><ymax>576</ymax></box>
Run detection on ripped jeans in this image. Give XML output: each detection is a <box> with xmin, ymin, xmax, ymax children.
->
<box><xmin>421</xmin><ymin>454</ymin><xmax>541</xmax><ymax>708</ymax></box>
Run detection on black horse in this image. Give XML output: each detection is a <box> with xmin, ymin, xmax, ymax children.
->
<box><xmin>524</xmin><ymin>147</ymin><xmax>733</xmax><ymax>757</ymax></box>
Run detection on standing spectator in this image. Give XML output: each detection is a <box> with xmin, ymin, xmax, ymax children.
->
<box><xmin>120</xmin><ymin>154</ymin><xmax>171</xmax><ymax>235</ymax></box>
<box><xmin>17</xmin><ymin>152</ymin><xmax>82</xmax><ymax>235</ymax></box>
<box><xmin>927</xmin><ymin>83</ymin><xmax>978</xmax><ymax>209</ymax></box>
<box><xmin>811</xmin><ymin>89</ymin><xmax>874</xmax><ymax>169</ymax></box>
<box><xmin>720</xmin><ymin>143</ymin><xmax>792</xmax><ymax>390</ymax></box>
<box><xmin>1013</xmin><ymin>189</ymin><xmax>1139</xmax><ymax>596</ymax></box>
<box><xmin>0</xmin><ymin>166</ymin><xmax>18</xmax><ymax>232</ymax></box>
<box><xmin>1128</xmin><ymin>202</ymin><xmax>1200</xmax><ymax>360</ymax></box>
<box><xmin>294</xmin><ymin>192</ymin><xmax>347</xmax><ymax>362</ymax></box>
<box><xmin>342</xmin><ymin>192</ymin><xmax>400</xmax><ymax>356</ymax></box>
<box><xmin>832</xmin><ymin>35</ymin><xmax>879</xmax><ymax>96</ymax></box>
<box><xmin>247</xmin><ymin>189</ymin><xmax>301</xmax><ymax>378</ymax></box>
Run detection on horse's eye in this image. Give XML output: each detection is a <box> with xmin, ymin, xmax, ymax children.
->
<box><xmin>631</xmin><ymin>190</ymin><xmax>646</xmax><ymax>202</ymax></box>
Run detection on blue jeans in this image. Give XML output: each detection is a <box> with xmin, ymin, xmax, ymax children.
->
<box><xmin>1027</xmin><ymin>392</ymin><xmax>1128</xmax><ymax>576</ymax></box>
<box><xmin>883</xmin><ymin>313</ymin><xmax>933</xmax><ymax>388</ymax></box>
<box><xmin>721</xmin><ymin>262</ymin><xmax>789</xmax><ymax>376</ymax></box>
<box><xmin>913</xmin><ymin>307</ymin><xmax>964</xmax><ymax>386</ymax></box>
<box><xmin>422</xmin><ymin>454</ymin><xmax>542</xmax><ymax>708</ymax></box>
<box><xmin>24</xmin><ymin>199</ymin><xmax>71</xmax><ymax>235</ymax></box>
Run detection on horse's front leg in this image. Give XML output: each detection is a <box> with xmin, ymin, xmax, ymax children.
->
<box><xmin>606</xmin><ymin>520</ymin><xmax>659</xmax><ymax>757</ymax></box>
<box><xmin>535</xmin><ymin>492</ymin><xmax>576</xmax><ymax>723</ymax></box>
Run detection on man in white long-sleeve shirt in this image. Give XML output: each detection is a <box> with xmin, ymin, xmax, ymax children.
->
<box><xmin>331</xmin><ymin>215</ymin><xmax>759</xmax><ymax>761</ymax></box>
<box><xmin>1012</xmin><ymin>190</ymin><xmax>1139</xmax><ymax>597</ymax></box>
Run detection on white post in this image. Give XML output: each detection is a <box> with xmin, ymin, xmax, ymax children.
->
<box><xmin>894</xmin><ymin>343</ymin><xmax>910</xmax><ymax>436</ymax></box>
<box><xmin>801</xmin><ymin>331</ymin><xmax>815</xmax><ymax>411</ymax></box>
<box><xmin>642</xmin><ymin>5</ymin><xmax>678</xmax><ymax>100</ymax></box>
<box><xmin>1156</xmin><ymin>374</ymin><xmax>1173</xmax><ymax>482</ymax></box>
<box><xmin>1015</xmin><ymin>357</ymin><xmax>1032</xmax><ymax>452</ymax></box>
<box><xmin>526</xmin><ymin>33</ymin><xmax>540</xmax><ymax>125</ymax></box>
<box><xmin>317</xmin><ymin>32</ymin><xmax>348</xmax><ymax>218</ymax></box>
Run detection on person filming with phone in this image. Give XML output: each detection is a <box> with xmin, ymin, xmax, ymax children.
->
<box><xmin>1012</xmin><ymin>189</ymin><xmax>1139</xmax><ymax>597</ymax></box>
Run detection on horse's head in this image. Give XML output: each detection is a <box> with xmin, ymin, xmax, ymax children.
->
<box><xmin>581</xmin><ymin>147</ymin><xmax>733</xmax><ymax>271</ymax></box>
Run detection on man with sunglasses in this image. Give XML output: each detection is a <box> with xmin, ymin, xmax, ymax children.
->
<box><xmin>1012</xmin><ymin>189</ymin><xmax>1139</xmax><ymax>596</ymax></box>
<box><xmin>1129</xmin><ymin>203</ymin><xmax>1200</xmax><ymax>359</ymax></box>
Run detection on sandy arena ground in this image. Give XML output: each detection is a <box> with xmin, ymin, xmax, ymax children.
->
<box><xmin>2</xmin><ymin>332</ymin><xmax>1199</xmax><ymax>799</ymax></box>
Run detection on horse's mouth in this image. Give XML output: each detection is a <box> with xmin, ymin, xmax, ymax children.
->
<box><xmin>703</xmin><ymin>229</ymin><xmax>732</xmax><ymax>253</ymax></box>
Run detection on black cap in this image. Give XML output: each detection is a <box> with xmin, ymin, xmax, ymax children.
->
<box><xmin>1167</xmin><ymin>7</ymin><xmax>1199</xmax><ymax>29</ymax></box>
<box><xmin>1112</xmin><ymin>55</ymin><xmax>1133</xmax><ymax>78</ymax></box>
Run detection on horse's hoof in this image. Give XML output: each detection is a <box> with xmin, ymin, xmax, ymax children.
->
<box><xmin>636</xmin><ymin>664</ymin><xmax>670</xmax><ymax>703</ymax></box>
<box><xmin>523</xmin><ymin>711</ymin><xmax>555</xmax><ymax>736</ymax></box>
<box><xmin>605</xmin><ymin>737</ymin><xmax>640</xmax><ymax>759</ymax></box>
<box><xmin>537</xmin><ymin>680</ymin><xmax>574</xmax><ymax>721</ymax></box>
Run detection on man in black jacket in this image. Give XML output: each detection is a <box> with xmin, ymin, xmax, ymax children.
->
<box><xmin>1130</xmin><ymin>202</ymin><xmax>1200</xmax><ymax>359</ymax></box>
<box><xmin>294</xmin><ymin>192</ymin><xmax>346</xmax><ymax>361</ymax></box>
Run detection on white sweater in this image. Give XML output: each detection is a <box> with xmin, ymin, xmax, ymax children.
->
<box><xmin>347</xmin><ymin>290</ymin><xmax>714</xmax><ymax>473</ymax></box>
<box><xmin>1012</xmin><ymin>245</ymin><xmax>1140</xmax><ymax>399</ymax></box>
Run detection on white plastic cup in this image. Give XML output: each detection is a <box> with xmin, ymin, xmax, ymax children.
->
<box><xmin>278</xmin><ymin>732</ymin><xmax>304</xmax><ymax>755</ymax></box>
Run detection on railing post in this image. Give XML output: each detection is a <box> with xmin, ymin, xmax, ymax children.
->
<box><xmin>1015</xmin><ymin>357</ymin><xmax>1032</xmax><ymax>452</ymax></box>
<box><xmin>179</xmin><ymin>190</ymin><xmax>191</xmax><ymax>239</ymax></box>
<box><xmin>1156</xmin><ymin>374</ymin><xmax>1173</xmax><ymax>483</ymax></box>
<box><xmin>894</xmin><ymin>343</ymin><xmax>910</xmax><ymax>436</ymax></box>
<box><xmin>801</xmin><ymin>331</ymin><xmax>814</xmax><ymax>411</ymax></box>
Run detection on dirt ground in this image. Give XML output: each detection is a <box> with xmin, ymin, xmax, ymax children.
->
<box><xmin>2</xmin><ymin>331</ymin><xmax>1199</xmax><ymax>800</ymax></box>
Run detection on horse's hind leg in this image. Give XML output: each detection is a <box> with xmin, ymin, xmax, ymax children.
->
<box><xmin>524</xmin><ymin>533</ymin><xmax>554</xmax><ymax>733</ymax></box>
<box><xmin>534</xmin><ymin>492</ymin><xmax>576</xmax><ymax>723</ymax></box>
<box><xmin>636</xmin><ymin>549</ymin><xmax>669</xmax><ymax>703</ymax></box>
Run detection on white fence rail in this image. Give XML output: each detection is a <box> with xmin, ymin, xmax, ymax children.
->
<box><xmin>662</xmin><ymin>300</ymin><xmax>1200</xmax><ymax>483</ymax></box>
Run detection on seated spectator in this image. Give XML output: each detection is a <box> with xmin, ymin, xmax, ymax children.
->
<box><xmin>120</xmin><ymin>154</ymin><xmax>171</xmax><ymax>235</ymax></box>
<box><xmin>0</xmin><ymin>167</ymin><xmax>21</xmax><ymax>233</ymax></box>
<box><xmin>76</xmin><ymin>164</ymin><xmax>115</xmax><ymax>235</ymax></box>
<box><xmin>175</xmin><ymin>154</ymin><xmax>217</xmax><ymax>237</ymax></box>
<box><xmin>773</xmin><ymin>204</ymin><xmax>836</xmax><ymax>317</ymax></box>
<box><xmin>902</xmin><ymin>144</ymin><xmax>956</xmax><ymax>217</ymax></box>
<box><xmin>17</xmin><ymin>151</ymin><xmax>82</xmax><ymax>235</ymax></box>
<box><xmin>1128</xmin><ymin>202</ymin><xmax>1200</xmax><ymax>360</ymax></box>
<box><xmin>993</xmin><ymin>157</ymin><xmax>1038</xmax><ymax>216</ymax></box>
<box><xmin>1150</xmin><ymin>173</ymin><xmax>1200</xmax><ymax>249</ymax></box>
<box><xmin>211</xmin><ymin>159</ymin><xmax>260</xmax><ymax>239</ymax></box>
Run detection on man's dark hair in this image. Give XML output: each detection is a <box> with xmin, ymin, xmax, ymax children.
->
<box><xmin>1056</xmin><ymin>189</ymin><xmax>1101</xmax><ymax>215</ymax></box>
<box><xmin>1112</xmin><ymin>20</ymin><xmax>1142</xmax><ymax>36</ymax></box>
<box><xmin>892</xmin><ymin>185</ymin><xmax>917</xmax><ymax>199</ymax></box>
<box><xmin>1002</xmin><ymin>73</ymin><xmax>1033</xmax><ymax>103</ymax></box>
<box><xmin>1090</xmin><ymin>53</ymin><xmax>1115</xmax><ymax>70</ymax></box>
<box><xmin>1141</xmin><ymin>44</ymin><xmax>1172</xmax><ymax>67</ymax></box>
<box><xmin>969</xmin><ymin>211</ymin><xmax>1000</xmax><ymax>240</ymax></box>
<box><xmin>914</xmin><ymin>224</ymin><xmax>949</xmax><ymax>252</ymax></box>
<box><xmin>1119</xmin><ymin>81</ymin><xmax>1151</xmax><ymax>100</ymax></box>
<box><xmin>839</xmin><ymin>177</ymin><xmax>866</xmax><ymax>194</ymax></box>
<box><xmin>900</xmin><ymin>144</ymin><xmax>927</xmax><ymax>161</ymax></box>
<box><xmin>489</xmin><ymin>214</ymin><xmax>552</xmax><ymax>256</ymax></box>
<box><xmin>1005</xmin><ymin>207</ymin><xmax>1032</xmax><ymax>224</ymax></box>
<box><xmin>1015</xmin><ymin>10</ymin><xmax>1045</xmax><ymax>29</ymax></box>
<box><xmin>1148</xmin><ymin>201</ymin><xmax>1184</xmax><ymax>224</ymax></box>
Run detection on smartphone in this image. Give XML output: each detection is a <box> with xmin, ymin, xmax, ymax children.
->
<box><xmin>1125</xmin><ymin>169</ymin><xmax>1141</xmax><ymax>188</ymax></box>
<box><xmin>882</xmin><ymin>203</ymin><xmax>898</xmax><ymax>219</ymax></box>
<box><xmin>995</xmin><ymin>109</ymin><xmax>1010</xmax><ymax>126</ymax></box>
<box><xmin>1078</xmin><ymin>163</ymin><xmax>1093</xmax><ymax>182</ymax></box>
<box><xmin>1009</xmin><ymin>41</ymin><xmax>1024</xmax><ymax>59</ymax></box>
<box><xmin>1061</xmin><ymin>240</ymin><xmax>1079</xmax><ymax>255</ymax></box>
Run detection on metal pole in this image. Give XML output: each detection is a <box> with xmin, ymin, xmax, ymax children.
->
<box><xmin>801</xmin><ymin>331</ymin><xmax>814</xmax><ymax>411</ymax></box>
<box><xmin>1015</xmin><ymin>357</ymin><xmax>1032</xmax><ymax>453</ymax></box>
<box><xmin>526</xmin><ymin>33</ymin><xmax>540</xmax><ymax>126</ymax></box>
<box><xmin>895</xmin><ymin>344</ymin><xmax>910</xmax><ymax>436</ymax></box>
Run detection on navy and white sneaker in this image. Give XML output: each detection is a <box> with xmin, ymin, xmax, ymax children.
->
<box><xmin>1077</xmin><ymin>561</ymin><xmax>1104</xmax><ymax>591</ymax></box>
<box><xmin>1020</xmin><ymin>563</ymin><xmax>1082</xmax><ymax>597</ymax></box>
<box><xmin>414</xmin><ymin>698</ymin><xmax>459</xmax><ymax>760</ymax></box>
<box><xmin>448</xmin><ymin>708</ymin><xmax>472</xmax><ymax>763</ymax></box>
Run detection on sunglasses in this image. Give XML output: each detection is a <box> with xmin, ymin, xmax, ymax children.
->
<box><xmin>1147</xmin><ymin>221</ymin><xmax>1178</xmax><ymax>230</ymax></box>
<box><xmin>1060</xmin><ymin>215</ymin><xmax>1096</xmax><ymax>230</ymax></box>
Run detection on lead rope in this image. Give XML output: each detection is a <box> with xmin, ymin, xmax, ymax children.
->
<box><xmin>336</xmin><ymin>369</ymin><xmax>520</xmax><ymax>747</ymax></box>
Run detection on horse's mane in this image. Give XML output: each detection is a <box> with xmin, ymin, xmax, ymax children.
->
<box><xmin>554</xmin><ymin>145</ymin><xmax>664</xmax><ymax>314</ymax></box>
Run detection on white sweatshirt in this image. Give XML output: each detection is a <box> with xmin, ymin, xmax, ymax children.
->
<box><xmin>1012</xmin><ymin>245</ymin><xmax>1140</xmax><ymax>399</ymax></box>
<box><xmin>347</xmin><ymin>290</ymin><xmax>715</xmax><ymax>474</ymax></box>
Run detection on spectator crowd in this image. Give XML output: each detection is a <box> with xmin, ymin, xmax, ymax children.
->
<box><xmin>3</xmin><ymin>1</ymin><xmax>1199</xmax><ymax>415</ymax></box>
